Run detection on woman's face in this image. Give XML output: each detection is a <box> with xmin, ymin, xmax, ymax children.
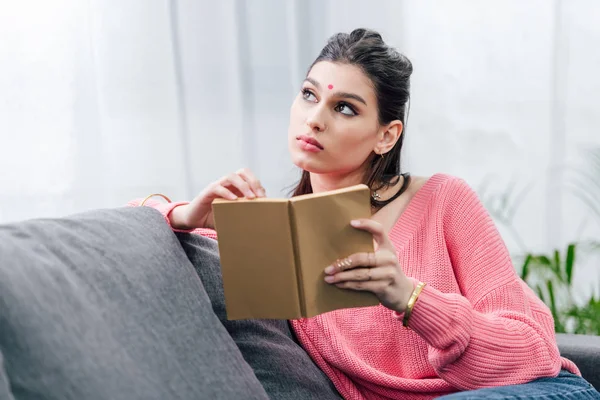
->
<box><xmin>287</xmin><ymin>61</ymin><xmax>386</xmax><ymax>177</ymax></box>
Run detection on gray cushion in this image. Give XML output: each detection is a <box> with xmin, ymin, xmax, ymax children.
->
<box><xmin>0</xmin><ymin>207</ymin><xmax>268</xmax><ymax>400</ymax></box>
<box><xmin>176</xmin><ymin>232</ymin><xmax>343</xmax><ymax>400</ymax></box>
<box><xmin>557</xmin><ymin>333</ymin><xmax>600</xmax><ymax>389</ymax></box>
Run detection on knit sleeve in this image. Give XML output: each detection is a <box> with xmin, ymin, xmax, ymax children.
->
<box><xmin>127</xmin><ymin>198</ymin><xmax>218</xmax><ymax>240</ymax></box>
<box><xmin>402</xmin><ymin>177</ymin><xmax>566</xmax><ymax>390</ymax></box>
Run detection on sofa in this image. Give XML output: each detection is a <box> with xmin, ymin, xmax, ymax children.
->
<box><xmin>0</xmin><ymin>206</ymin><xmax>598</xmax><ymax>399</ymax></box>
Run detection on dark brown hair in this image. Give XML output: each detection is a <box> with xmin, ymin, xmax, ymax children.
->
<box><xmin>291</xmin><ymin>28</ymin><xmax>413</xmax><ymax>209</ymax></box>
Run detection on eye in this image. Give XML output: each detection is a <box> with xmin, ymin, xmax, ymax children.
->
<box><xmin>334</xmin><ymin>102</ymin><xmax>357</xmax><ymax>116</ymax></box>
<box><xmin>302</xmin><ymin>88</ymin><xmax>317</xmax><ymax>102</ymax></box>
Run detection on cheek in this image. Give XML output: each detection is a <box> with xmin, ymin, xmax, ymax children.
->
<box><xmin>331</xmin><ymin>125</ymin><xmax>375</xmax><ymax>156</ymax></box>
<box><xmin>289</xmin><ymin>97</ymin><xmax>305</xmax><ymax>122</ymax></box>
<box><xmin>288</xmin><ymin>101</ymin><xmax>304</xmax><ymax>154</ymax></box>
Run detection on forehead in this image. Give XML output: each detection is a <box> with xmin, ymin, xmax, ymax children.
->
<box><xmin>308</xmin><ymin>61</ymin><xmax>376</xmax><ymax>101</ymax></box>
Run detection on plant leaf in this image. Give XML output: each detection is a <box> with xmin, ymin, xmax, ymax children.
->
<box><xmin>553</xmin><ymin>250</ymin><xmax>563</xmax><ymax>281</ymax></box>
<box><xmin>536</xmin><ymin>255</ymin><xmax>552</xmax><ymax>266</ymax></box>
<box><xmin>535</xmin><ymin>284</ymin><xmax>546</xmax><ymax>303</ymax></box>
<box><xmin>546</xmin><ymin>280</ymin><xmax>564</xmax><ymax>332</ymax></box>
<box><xmin>547</xmin><ymin>280</ymin><xmax>557</xmax><ymax>317</ymax></box>
<box><xmin>521</xmin><ymin>254</ymin><xmax>532</xmax><ymax>281</ymax></box>
<box><xmin>566</xmin><ymin>243</ymin><xmax>575</xmax><ymax>285</ymax></box>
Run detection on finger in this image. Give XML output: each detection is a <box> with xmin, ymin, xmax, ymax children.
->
<box><xmin>199</xmin><ymin>183</ymin><xmax>238</xmax><ymax>204</ymax></box>
<box><xmin>326</xmin><ymin>267</ymin><xmax>371</xmax><ymax>283</ymax></box>
<box><xmin>219</xmin><ymin>180</ymin><xmax>247</xmax><ymax>198</ymax></box>
<box><xmin>325</xmin><ymin>251</ymin><xmax>395</xmax><ymax>274</ymax></box>
<box><xmin>211</xmin><ymin>185</ymin><xmax>238</xmax><ymax>201</ymax></box>
<box><xmin>324</xmin><ymin>267</ymin><xmax>370</xmax><ymax>283</ymax></box>
<box><xmin>350</xmin><ymin>219</ymin><xmax>390</xmax><ymax>247</ymax></box>
<box><xmin>222</xmin><ymin>183</ymin><xmax>245</xmax><ymax>198</ymax></box>
<box><xmin>237</xmin><ymin>168</ymin><xmax>266</xmax><ymax>197</ymax></box>
<box><xmin>325</xmin><ymin>265</ymin><xmax>396</xmax><ymax>284</ymax></box>
<box><xmin>334</xmin><ymin>280</ymin><xmax>382</xmax><ymax>292</ymax></box>
<box><xmin>221</xmin><ymin>174</ymin><xmax>256</xmax><ymax>199</ymax></box>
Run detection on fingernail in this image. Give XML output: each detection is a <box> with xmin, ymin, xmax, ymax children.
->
<box><xmin>350</xmin><ymin>220</ymin><xmax>361</xmax><ymax>227</ymax></box>
<box><xmin>324</xmin><ymin>276</ymin><xmax>335</xmax><ymax>283</ymax></box>
<box><xmin>324</xmin><ymin>266</ymin><xmax>335</xmax><ymax>274</ymax></box>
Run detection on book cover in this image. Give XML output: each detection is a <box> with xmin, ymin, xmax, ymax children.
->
<box><xmin>212</xmin><ymin>184</ymin><xmax>380</xmax><ymax>320</ymax></box>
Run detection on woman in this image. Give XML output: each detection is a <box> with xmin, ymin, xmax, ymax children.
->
<box><xmin>135</xmin><ymin>29</ymin><xmax>600</xmax><ymax>399</ymax></box>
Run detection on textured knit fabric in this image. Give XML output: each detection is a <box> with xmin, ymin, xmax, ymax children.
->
<box><xmin>0</xmin><ymin>207</ymin><xmax>269</xmax><ymax>400</ymax></box>
<box><xmin>134</xmin><ymin>173</ymin><xmax>582</xmax><ymax>400</ymax></box>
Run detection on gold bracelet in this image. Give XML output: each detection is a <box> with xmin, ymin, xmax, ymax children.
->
<box><xmin>139</xmin><ymin>193</ymin><xmax>172</xmax><ymax>207</ymax></box>
<box><xmin>403</xmin><ymin>282</ymin><xmax>427</xmax><ymax>327</ymax></box>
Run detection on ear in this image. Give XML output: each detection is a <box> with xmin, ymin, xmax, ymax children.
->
<box><xmin>375</xmin><ymin>120</ymin><xmax>403</xmax><ymax>154</ymax></box>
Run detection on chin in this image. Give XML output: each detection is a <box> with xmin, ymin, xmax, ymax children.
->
<box><xmin>291</xmin><ymin>154</ymin><xmax>330</xmax><ymax>174</ymax></box>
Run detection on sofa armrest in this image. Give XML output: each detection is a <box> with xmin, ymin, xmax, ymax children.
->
<box><xmin>556</xmin><ymin>333</ymin><xmax>600</xmax><ymax>389</ymax></box>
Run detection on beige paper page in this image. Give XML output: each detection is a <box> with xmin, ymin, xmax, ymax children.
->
<box><xmin>290</xmin><ymin>185</ymin><xmax>380</xmax><ymax>317</ymax></box>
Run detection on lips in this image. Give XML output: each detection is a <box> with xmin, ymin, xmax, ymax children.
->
<box><xmin>297</xmin><ymin>135</ymin><xmax>324</xmax><ymax>150</ymax></box>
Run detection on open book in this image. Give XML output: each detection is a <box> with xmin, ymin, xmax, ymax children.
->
<box><xmin>212</xmin><ymin>184</ymin><xmax>380</xmax><ymax>320</ymax></box>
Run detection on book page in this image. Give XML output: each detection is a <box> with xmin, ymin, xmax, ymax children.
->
<box><xmin>290</xmin><ymin>185</ymin><xmax>380</xmax><ymax>317</ymax></box>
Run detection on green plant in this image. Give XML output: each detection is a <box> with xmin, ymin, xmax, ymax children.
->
<box><xmin>519</xmin><ymin>241</ymin><xmax>600</xmax><ymax>335</ymax></box>
<box><xmin>479</xmin><ymin>146</ymin><xmax>600</xmax><ymax>335</ymax></box>
<box><xmin>565</xmin><ymin>296</ymin><xmax>600</xmax><ymax>335</ymax></box>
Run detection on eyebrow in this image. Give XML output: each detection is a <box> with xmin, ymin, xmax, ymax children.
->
<box><xmin>304</xmin><ymin>77</ymin><xmax>367</xmax><ymax>106</ymax></box>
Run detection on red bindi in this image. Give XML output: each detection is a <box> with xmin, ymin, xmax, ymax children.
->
<box><xmin>327</xmin><ymin>84</ymin><xmax>334</xmax><ymax>90</ymax></box>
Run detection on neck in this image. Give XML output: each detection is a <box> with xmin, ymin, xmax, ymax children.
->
<box><xmin>309</xmin><ymin>168</ymin><xmax>366</xmax><ymax>194</ymax></box>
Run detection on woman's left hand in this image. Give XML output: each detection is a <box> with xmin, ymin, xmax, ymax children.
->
<box><xmin>324</xmin><ymin>219</ymin><xmax>414</xmax><ymax>313</ymax></box>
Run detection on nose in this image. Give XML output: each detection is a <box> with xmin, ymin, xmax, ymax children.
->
<box><xmin>306</xmin><ymin>108</ymin><xmax>326</xmax><ymax>133</ymax></box>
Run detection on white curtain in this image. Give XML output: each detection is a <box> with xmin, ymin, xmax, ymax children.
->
<box><xmin>1</xmin><ymin>0</ymin><xmax>599</xmax><ymax>291</ymax></box>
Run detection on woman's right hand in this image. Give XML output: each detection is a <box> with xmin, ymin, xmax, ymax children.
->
<box><xmin>169</xmin><ymin>168</ymin><xmax>266</xmax><ymax>230</ymax></box>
